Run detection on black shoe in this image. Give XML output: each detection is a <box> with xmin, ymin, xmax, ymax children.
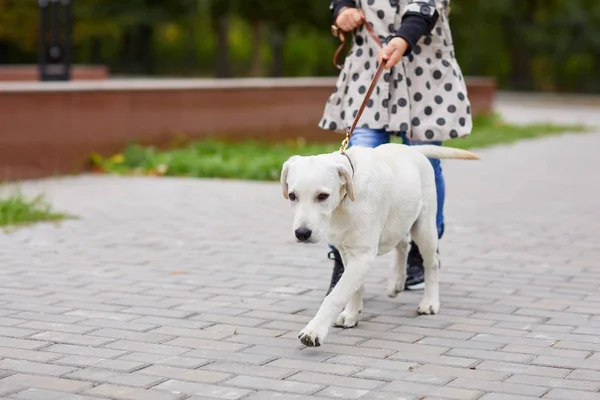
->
<box><xmin>405</xmin><ymin>242</ymin><xmax>425</xmax><ymax>291</ymax></box>
<box><xmin>326</xmin><ymin>247</ymin><xmax>344</xmax><ymax>296</ymax></box>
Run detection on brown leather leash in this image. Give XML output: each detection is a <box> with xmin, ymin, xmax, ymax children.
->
<box><xmin>331</xmin><ymin>19</ymin><xmax>387</xmax><ymax>152</ymax></box>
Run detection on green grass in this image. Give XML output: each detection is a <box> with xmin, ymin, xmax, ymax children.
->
<box><xmin>0</xmin><ymin>192</ymin><xmax>72</xmax><ymax>228</ymax></box>
<box><xmin>91</xmin><ymin>114</ymin><xmax>588</xmax><ymax>181</ymax></box>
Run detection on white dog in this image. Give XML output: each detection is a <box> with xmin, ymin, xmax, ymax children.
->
<box><xmin>280</xmin><ymin>142</ymin><xmax>479</xmax><ymax>347</ymax></box>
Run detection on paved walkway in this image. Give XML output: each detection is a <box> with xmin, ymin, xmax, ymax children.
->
<box><xmin>0</xmin><ymin>94</ymin><xmax>599</xmax><ymax>400</ymax></box>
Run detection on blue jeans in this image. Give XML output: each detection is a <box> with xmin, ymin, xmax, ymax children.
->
<box><xmin>329</xmin><ymin>128</ymin><xmax>445</xmax><ymax>252</ymax></box>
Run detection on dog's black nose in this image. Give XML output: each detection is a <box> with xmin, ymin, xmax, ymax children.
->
<box><xmin>295</xmin><ymin>227</ymin><xmax>312</xmax><ymax>242</ymax></box>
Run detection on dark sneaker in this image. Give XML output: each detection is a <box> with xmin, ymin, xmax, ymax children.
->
<box><xmin>405</xmin><ymin>242</ymin><xmax>425</xmax><ymax>291</ymax></box>
<box><xmin>326</xmin><ymin>247</ymin><xmax>344</xmax><ymax>296</ymax></box>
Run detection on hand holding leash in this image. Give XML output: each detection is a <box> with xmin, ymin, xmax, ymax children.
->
<box><xmin>379</xmin><ymin>37</ymin><xmax>409</xmax><ymax>69</ymax></box>
<box><xmin>331</xmin><ymin>17</ymin><xmax>386</xmax><ymax>152</ymax></box>
<box><xmin>334</xmin><ymin>7</ymin><xmax>365</xmax><ymax>32</ymax></box>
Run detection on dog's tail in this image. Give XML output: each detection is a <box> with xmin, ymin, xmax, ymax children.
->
<box><xmin>411</xmin><ymin>145</ymin><xmax>480</xmax><ymax>160</ymax></box>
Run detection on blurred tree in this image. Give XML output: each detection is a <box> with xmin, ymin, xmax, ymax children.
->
<box><xmin>76</xmin><ymin>0</ymin><xmax>196</xmax><ymax>74</ymax></box>
<box><xmin>266</xmin><ymin>0</ymin><xmax>332</xmax><ymax>77</ymax></box>
<box><xmin>0</xmin><ymin>0</ymin><xmax>39</xmax><ymax>62</ymax></box>
<box><xmin>232</xmin><ymin>0</ymin><xmax>264</xmax><ymax>76</ymax></box>
<box><xmin>230</xmin><ymin>0</ymin><xmax>332</xmax><ymax>77</ymax></box>
<box><xmin>206</xmin><ymin>0</ymin><xmax>233</xmax><ymax>78</ymax></box>
<box><xmin>0</xmin><ymin>0</ymin><xmax>599</xmax><ymax>91</ymax></box>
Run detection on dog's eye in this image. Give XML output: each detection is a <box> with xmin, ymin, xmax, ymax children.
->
<box><xmin>288</xmin><ymin>192</ymin><xmax>297</xmax><ymax>201</ymax></box>
<box><xmin>316</xmin><ymin>193</ymin><xmax>330</xmax><ymax>201</ymax></box>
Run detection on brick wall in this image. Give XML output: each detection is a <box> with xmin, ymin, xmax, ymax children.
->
<box><xmin>0</xmin><ymin>77</ymin><xmax>495</xmax><ymax>181</ymax></box>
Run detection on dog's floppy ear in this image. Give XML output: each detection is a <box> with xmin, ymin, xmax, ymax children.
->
<box><xmin>280</xmin><ymin>156</ymin><xmax>298</xmax><ymax>199</ymax></box>
<box><xmin>337</xmin><ymin>164</ymin><xmax>355</xmax><ymax>201</ymax></box>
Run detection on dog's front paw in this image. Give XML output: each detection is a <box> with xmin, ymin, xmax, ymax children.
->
<box><xmin>417</xmin><ymin>299</ymin><xmax>440</xmax><ymax>315</ymax></box>
<box><xmin>387</xmin><ymin>278</ymin><xmax>405</xmax><ymax>298</ymax></box>
<box><xmin>334</xmin><ymin>309</ymin><xmax>360</xmax><ymax>328</ymax></box>
<box><xmin>298</xmin><ymin>323</ymin><xmax>329</xmax><ymax>347</ymax></box>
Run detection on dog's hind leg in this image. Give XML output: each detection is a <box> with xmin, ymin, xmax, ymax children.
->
<box><xmin>410</xmin><ymin>218</ymin><xmax>440</xmax><ymax>315</ymax></box>
<box><xmin>387</xmin><ymin>239</ymin><xmax>410</xmax><ymax>298</ymax></box>
<box><xmin>335</xmin><ymin>285</ymin><xmax>364</xmax><ymax>328</ymax></box>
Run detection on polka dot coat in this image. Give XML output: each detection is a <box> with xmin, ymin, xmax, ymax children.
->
<box><xmin>319</xmin><ymin>0</ymin><xmax>473</xmax><ymax>142</ymax></box>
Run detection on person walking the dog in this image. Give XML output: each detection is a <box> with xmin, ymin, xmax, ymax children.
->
<box><xmin>322</xmin><ymin>0</ymin><xmax>473</xmax><ymax>295</ymax></box>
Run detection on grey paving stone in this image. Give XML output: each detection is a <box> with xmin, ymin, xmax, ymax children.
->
<box><xmin>359</xmin><ymin>393</ymin><xmax>420</xmax><ymax>400</ymax></box>
<box><xmin>162</xmin><ymin>337</ymin><xmax>249</xmax><ymax>352</ymax></box>
<box><xmin>414</xmin><ymin>364</ymin><xmax>509</xmax><ymax>381</ymax></box>
<box><xmin>203</xmin><ymin>323</ymin><xmax>288</xmax><ymax>338</ymax></box>
<box><xmin>29</xmin><ymin>332</ymin><xmax>114</xmax><ymax>347</ymax></box>
<box><xmin>241</xmin><ymin>345</ymin><xmax>334</xmax><ymax>362</ymax></box>
<box><xmin>315</xmin><ymin>386</ymin><xmax>370</xmax><ymax>399</ymax></box>
<box><xmin>8</xmin><ymin>388</ymin><xmax>104</xmax><ymax>400</ymax></box>
<box><xmin>470</xmin><ymin>333</ymin><xmax>556</xmax><ymax>347</ymax></box>
<box><xmin>0</xmin><ymin>374</ymin><xmax>92</xmax><ymax>392</ymax></box>
<box><xmin>506</xmin><ymin>374</ymin><xmax>600</xmax><ymax>392</ymax></box>
<box><xmin>475</xmin><ymin>360</ymin><xmax>570</xmax><ymax>378</ymax></box>
<box><xmin>201</xmin><ymin>361</ymin><xmax>295</xmax><ymax>379</ymax></box>
<box><xmin>135</xmin><ymin>364</ymin><xmax>231</xmax><ymax>383</ymax></box>
<box><xmin>64</xmin><ymin>368</ymin><xmax>166</xmax><ymax>388</ymax></box>
<box><xmin>380</xmin><ymin>380</ymin><xmax>483</xmax><ymax>400</ymax></box>
<box><xmin>0</xmin><ymin>359</ymin><xmax>76</xmax><ymax>377</ymax></box>
<box><xmin>222</xmin><ymin>334</ymin><xmax>302</xmax><ymax>349</ymax></box>
<box><xmin>287</xmin><ymin>371</ymin><xmax>385</xmax><ymax>390</ymax></box>
<box><xmin>325</xmin><ymin>355</ymin><xmax>417</xmax><ymax>372</ymax></box>
<box><xmin>242</xmin><ymin>391</ymin><xmax>330</xmax><ymax>400</ymax></box>
<box><xmin>444</xmin><ymin>348</ymin><xmax>535</xmax><ymax>363</ymax></box>
<box><xmin>416</xmin><ymin>337</ymin><xmax>502</xmax><ymax>351</ymax></box>
<box><xmin>16</xmin><ymin>321</ymin><xmax>98</xmax><ymax>334</ymax></box>
<box><xmin>153</xmin><ymin>379</ymin><xmax>253</xmax><ymax>399</ymax></box>
<box><xmin>9</xmin><ymin>312</ymin><xmax>84</xmax><ymax>325</ymax></box>
<box><xmin>131</xmin><ymin>316</ymin><xmax>213</xmax><ymax>330</ymax></box>
<box><xmin>222</xmin><ymin>375</ymin><xmax>323</xmax><ymax>394</ymax></box>
<box><xmin>388</xmin><ymin>352</ymin><xmax>479</xmax><ymax>368</ymax></box>
<box><xmin>149</xmin><ymin>326</ymin><xmax>233</xmax><ymax>340</ymax></box>
<box><xmin>88</xmin><ymin>328</ymin><xmax>175</xmax><ymax>343</ymax></box>
<box><xmin>43</xmin><ymin>344</ymin><xmax>128</xmax><ymax>359</ymax></box>
<box><xmin>567</xmin><ymin>369</ymin><xmax>600</xmax><ymax>382</ymax></box>
<box><xmin>0</xmin><ymin>338</ymin><xmax>48</xmax><ymax>350</ymax></box>
<box><xmin>121</xmin><ymin>306</ymin><xmax>195</xmax><ymax>319</ymax></box>
<box><xmin>358</xmin><ymin>339</ymin><xmax>449</xmax><ymax>355</ymax></box>
<box><xmin>64</xmin><ymin>310</ymin><xmax>138</xmax><ymax>322</ymax></box>
<box><xmin>54</xmin><ymin>355</ymin><xmax>148</xmax><ymax>372</ymax></box>
<box><xmin>191</xmin><ymin>313</ymin><xmax>268</xmax><ymax>327</ymax></box>
<box><xmin>85</xmin><ymin>384</ymin><xmax>186</xmax><ymax>400</ymax></box>
<box><xmin>544</xmin><ymin>388</ymin><xmax>600</xmax><ymax>400</ymax></box>
<box><xmin>118</xmin><ymin>353</ymin><xmax>211</xmax><ymax>368</ymax></box>
<box><xmin>266</xmin><ymin>358</ymin><xmax>362</xmax><ymax>376</ymax></box>
<box><xmin>0</xmin><ymin>315</ymin><xmax>26</xmax><ymax>327</ymax></box>
<box><xmin>103</xmin><ymin>340</ymin><xmax>190</xmax><ymax>356</ymax></box>
<box><xmin>336</xmin><ymin>327</ymin><xmax>422</xmax><ymax>344</ymax></box>
<box><xmin>501</xmin><ymin>344</ymin><xmax>590</xmax><ymax>359</ymax></box>
<box><xmin>391</xmin><ymin>325</ymin><xmax>476</xmax><ymax>340</ymax></box>
<box><xmin>478</xmin><ymin>394</ymin><xmax>541</xmax><ymax>400</ymax></box>
<box><xmin>447</xmin><ymin>377</ymin><xmax>548</xmax><ymax>397</ymax></box>
<box><xmin>353</xmin><ymin>368</ymin><xmax>453</xmax><ymax>385</ymax></box>
<box><xmin>531</xmin><ymin>355</ymin><xmax>600</xmax><ymax>370</ymax></box>
<box><xmin>0</xmin><ymin>326</ymin><xmax>40</xmax><ymax>338</ymax></box>
<box><xmin>183</xmin><ymin>348</ymin><xmax>275</xmax><ymax>365</ymax></box>
<box><xmin>0</xmin><ymin>347</ymin><xmax>61</xmax><ymax>363</ymax></box>
<box><xmin>79</xmin><ymin>318</ymin><xmax>159</xmax><ymax>332</ymax></box>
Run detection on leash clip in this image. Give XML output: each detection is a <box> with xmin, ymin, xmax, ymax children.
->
<box><xmin>339</xmin><ymin>129</ymin><xmax>351</xmax><ymax>152</ymax></box>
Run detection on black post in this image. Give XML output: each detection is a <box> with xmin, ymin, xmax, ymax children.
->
<box><xmin>38</xmin><ymin>0</ymin><xmax>72</xmax><ymax>81</ymax></box>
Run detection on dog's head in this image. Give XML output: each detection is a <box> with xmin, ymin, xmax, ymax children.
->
<box><xmin>280</xmin><ymin>153</ymin><xmax>354</xmax><ymax>244</ymax></box>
